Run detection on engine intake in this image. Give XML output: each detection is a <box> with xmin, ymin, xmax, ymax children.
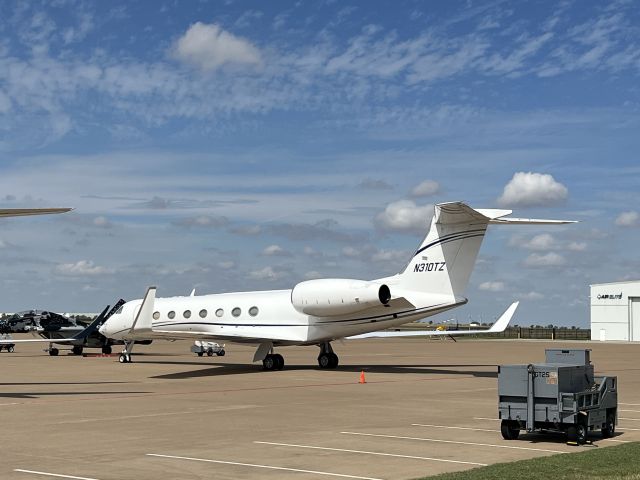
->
<box><xmin>291</xmin><ymin>279</ymin><xmax>391</xmax><ymax>317</ymax></box>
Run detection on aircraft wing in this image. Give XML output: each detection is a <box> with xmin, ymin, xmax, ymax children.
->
<box><xmin>346</xmin><ymin>302</ymin><xmax>518</xmax><ymax>339</ymax></box>
<box><xmin>0</xmin><ymin>208</ymin><xmax>72</xmax><ymax>218</ymax></box>
<box><xmin>0</xmin><ymin>305</ymin><xmax>109</xmax><ymax>344</ymax></box>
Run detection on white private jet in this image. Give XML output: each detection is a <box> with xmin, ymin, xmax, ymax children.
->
<box><xmin>99</xmin><ymin>202</ymin><xmax>574</xmax><ymax>369</ymax></box>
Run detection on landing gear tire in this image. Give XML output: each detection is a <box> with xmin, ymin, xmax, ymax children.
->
<box><xmin>567</xmin><ymin>424</ymin><xmax>587</xmax><ymax>444</ymax></box>
<box><xmin>72</xmin><ymin>345</ymin><xmax>83</xmax><ymax>355</ymax></box>
<box><xmin>262</xmin><ymin>353</ymin><xmax>284</xmax><ymax>371</ymax></box>
<box><xmin>273</xmin><ymin>353</ymin><xmax>284</xmax><ymax>370</ymax></box>
<box><xmin>102</xmin><ymin>345</ymin><xmax>112</xmax><ymax>355</ymax></box>
<box><xmin>263</xmin><ymin>354</ymin><xmax>276</xmax><ymax>371</ymax></box>
<box><xmin>602</xmin><ymin>414</ymin><xmax>616</xmax><ymax>438</ymax></box>
<box><xmin>49</xmin><ymin>348</ymin><xmax>59</xmax><ymax>356</ymax></box>
<box><xmin>500</xmin><ymin>420</ymin><xmax>520</xmax><ymax>440</ymax></box>
<box><xmin>119</xmin><ymin>353</ymin><xmax>132</xmax><ymax>363</ymax></box>
<box><xmin>318</xmin><ymin>353</ymin><xmax>339</xmax><ymax>369</ymax></box>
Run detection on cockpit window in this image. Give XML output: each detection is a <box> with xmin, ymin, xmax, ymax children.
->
<box><xmin>115</xmin><ymin>306</ymin><xmax>124</xmax><ymax>315</ymax></box>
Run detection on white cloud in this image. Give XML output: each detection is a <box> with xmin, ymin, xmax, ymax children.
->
<box><xmin>371</xmin><ymin>249</ymin><xmax>407</xmax><ymax>263</ymax></box>
<box><xmin>521</xmin><ymin>291</ymin><xmax>545</xmax><ymax>300</ymax></box>
<box><xmin>410</xmin><ymin>180</ymin><xmax>440</xmax><ymax>197</ymax></box>
<box><xmin>523</xmin><ymin>233</ymin><xmax>556</xmax><ymax>251</ymax></box>
<box><xmin>248</xmin><ymin>266</ymin><xmax>284</xmax><ymax>281</ymax></box>
<box><xmin>93</xmin><ymin>216</ymin><xmax>111</xmax><ymax>228</ymax></box>
<box><xmin>262</xmin><ymin>244</ymin><xmax>291</xmax><ymax>256</ymax></box>
<box><xmin>303</xmin><ymin>270</ymin><xmax>323</xmax><ymax>280</ymax></box>
<box><xmin>523</xmin><ymin>252</ymin><xmax>566</xmax><ymax>268</ymax></box>
<box><xmin>375</xmin><ymin>200</ymin><xmax>433</xmax><ymax>232</ymax></box>
<box><xmin>218</xmin><ymin>261</ymin><xmax>235</xmax><ymax>270</ymax></box>
<box><xmin>615</xmin><ymin>211</ymin><xmax>639</xmax><ymax>227</ymax></box>
<box><xmin>171</xmin><ymin>22</ymin><xmax>261</xmax><ymax>71</ymax></box>
<box><xmin>54</xmin><ymin>260</ymin><xmax>113</xmax><ymax>276</ymax></box>
<box><xmin>567</xmin><ymin>241</ymin><xmax>587</xmax><ymax>252</ymax></box>
<box><xmin>478</xmin><ymin>281</ymin><xmax>505</xmax><ymax>292</ymax></box>
<box><xmin>497</xmin><ymin>172</ymin><xmax>568</xmax><ymax>208</ymax></box>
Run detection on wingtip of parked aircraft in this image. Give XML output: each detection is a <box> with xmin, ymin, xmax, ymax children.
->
<box><xmin>0</xmin><ymin>207</ymin><xmax>73</xmax><ymax>218</ymax></box>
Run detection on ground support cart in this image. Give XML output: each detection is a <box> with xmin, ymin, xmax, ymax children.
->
<box><xmin>0</xmin><ymin>334</ymin><xmax>14</xmax><ymax>352</ymax></box>
<box><xmin>498</xmin><ymin>349</ymin><xmax>617</xmax><ymax>444</ymax></box>
<box><xmin>191</xmin><ymin>341</ymin><xmax>225</xmax><ymax>357</ymax></box>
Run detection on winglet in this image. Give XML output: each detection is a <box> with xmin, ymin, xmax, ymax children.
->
<box><xmin>129</xmin><ymin>286</ymin><xmax>156</xmax><ymax>335</ymax></box>
<box><xmin>488</xmin><ymin>301</ymin><xmax>519</xmax><ymax>332</ymax></box>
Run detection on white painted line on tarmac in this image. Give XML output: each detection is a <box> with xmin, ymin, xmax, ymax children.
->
<box><xmin>255</xmin><ymin>441</ymin><xmax>487</xmax><ymax>467</ymax></box>
<box><xmin>340</xmin><ymin>432</ymin><xmax>566</xmax><ymax>454</ymax></box>
<box><xmin>146</xmin><ymin>454</ymin><xmax>384</xmax><ymax>480</ymax></box>
<box><xmin>619</xmin><ymin>417</ymin><xmax>640</xmax><ymax>421</ymax></box>
<box><xmin>618</xmin><ymin>427</ymin><xmax>640</xmax><ymax>431</ymax></box>
<box><xmin>0</xmin><ymin>402</ymin><xmax>19</xmax><ymax>406</ymax></box>
<box><xmin>620</xmin><ymin>409</ymin><xmax>640</xmax><ymax>413</ymax></box>
<box><xmin>473</xmin><ymin>417</ymin><xmax>499</xmax><ymax>421</ymax></box>
<box><xmin>412</xmin><ymin>423</ymin><xmax>499</xmax><ymax>433</ymax></box>
<box><xmin>619</xmin><ymin>403</ymin><xmax>640</xmax><ymax>406</ymax></box>
<box><xmin>14</xmin><ymin>470</ymin><xmax>99</xmax><ymax>480</ymax></box>
<box><xmin>602</xmin><ymin>439</ymin><xmax>630</xmax><ymax>443</ymax></box>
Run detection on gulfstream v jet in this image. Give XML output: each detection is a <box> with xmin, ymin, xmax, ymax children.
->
<box><xmin>99</xmin><ymin>202</ymin><xmax>574</xmax><ymax>369</ymax></box>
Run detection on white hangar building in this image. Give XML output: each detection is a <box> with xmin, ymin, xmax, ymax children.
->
<box><xmin>591</xmin><ymin>280</ymin><xmax>640</xmax><ymax>341</ymax></box>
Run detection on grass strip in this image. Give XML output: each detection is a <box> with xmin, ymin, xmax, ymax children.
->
<box><xmin>416</xmin><ymin>441</ymin><xmax>640</xmax><ymax>480</ymax></box>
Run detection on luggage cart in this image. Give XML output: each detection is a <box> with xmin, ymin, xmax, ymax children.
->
<box><xmin>498</xmin><ymin>349</ymin><xmax>617</xmax><ymax>444</ymax></box>
<box><xmin>190</xmin><ymin>341</ymin><xmax>226</xmax><ymax>357</ymax></box>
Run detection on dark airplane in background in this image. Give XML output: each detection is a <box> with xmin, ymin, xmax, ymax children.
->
<box><xmin>0</xmin><ymin>300</ymin><xmax>152</xmax><ymax>355</ymax></box>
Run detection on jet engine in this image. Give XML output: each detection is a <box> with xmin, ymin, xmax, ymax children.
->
<box><xmin>291</xmin><ymin>279</ymin><xmax>391</xmax><ymax>317</ymax></box>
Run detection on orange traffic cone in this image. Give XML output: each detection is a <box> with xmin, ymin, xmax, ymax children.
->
<box><xmin>359</xmin><ymin>370</ymin><xmax>366</xmax><ymax>384</ymax></box>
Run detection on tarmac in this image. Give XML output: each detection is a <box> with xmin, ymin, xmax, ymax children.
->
<box><xmin>1</xmin><ymin>337</ymin><xmax>639</xmax><ymax>480</ymax></box>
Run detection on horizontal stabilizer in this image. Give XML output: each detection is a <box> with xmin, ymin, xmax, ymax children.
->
<box><xmin>347</xmin><ymin>302</ymin><xmax>518</xmax><ymax>339</ymax></box>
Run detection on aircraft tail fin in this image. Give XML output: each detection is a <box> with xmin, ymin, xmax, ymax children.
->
<box><xmin>397</xmin><ymin>202</ymin><xmax>574</xmax><ymax>298</ymax></box>
<box><xmin>71</xmin><ymin>305</ymin><xmax>110</xmax><ymax>341</ymax></box>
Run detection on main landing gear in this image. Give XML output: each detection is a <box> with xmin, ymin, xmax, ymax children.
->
<box><xmin>119</xmin><ymin>340</ymin><xmax>134</xmax><ymax>363</ymax></box>
<box><xmin>317</xmin><ymin>342</ymin><xmax>339</xmax><ymax>369</ymax></box>
<box><xmin>262</xmin><ymin>353</ymin><xmax>285</xmax><ymax>371</ymax></box>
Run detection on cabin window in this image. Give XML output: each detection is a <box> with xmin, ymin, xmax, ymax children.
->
<box><xmin>183</xmin><ymin>310</ymin><xmax>191</xmax><ymax>319</ymax></box>
<box><xmin>168</xmin><ymin>311</ymin><xmax>175</xmax><ymax>319</ymax></box>
<box><xmin>249</xmin><ymin>306</ymin><xmax>259</xmax><ymax>317</ymax></box>
<box><xmin>199</xmin><ymin>309</ymin><xmax>207</xmax><ymax>318</ymax></box>
<box><xmin>232</xmin><ymin>307</ymin><xmax>241</xmax><ymax>317</ymax></box>
<box><xmin>152</xmin><ymin>311</ymin><xmax>160</xmax><ymax>320</ymax></box>
<box><xmin>215</xmin><ymin>308</ymin><xmax>224</xmax><ymax>317</ymax></box>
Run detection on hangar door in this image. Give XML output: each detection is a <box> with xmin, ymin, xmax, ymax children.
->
<box><xmin>632</xmin><ymin>298</ymin><xmax>640</xmax><ymax>341</ymax></box>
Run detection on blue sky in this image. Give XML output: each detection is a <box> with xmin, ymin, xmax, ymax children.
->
<box><xmin>0</xmin><ymin>0</ymin><xmax>639</xmax><ymax>326</ymax></box>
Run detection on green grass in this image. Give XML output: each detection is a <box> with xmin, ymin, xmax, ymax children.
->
<box><xmin>416</xmin><ymin>442</ymin><xmax>640</xmax><ymax>480</ymax></box>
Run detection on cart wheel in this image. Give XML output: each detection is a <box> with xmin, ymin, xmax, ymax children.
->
<box><xmin>207</xmin><ymin>350</ymin><xmax>214</xmax><ymax>357</ymax></box>
<box><xmin>576</xmin><ymin>424</ymin><xmax>587</xmax><ymax>444</ymax></box>
<box><xmin>8</xmin><ymin>346</ymin><xmax>14</xmax><ymax>353</ymax></box>
<box><xmin>500</xmin><ymin>420</ymin><xmax>519</xmax><ymax>440</ymax></box>
<box><xmin>602</xmin><ymin>414</ymin><xmax>615</xmax><ymax>438</ymax></box>
<box><xmin>217</xmin><ymin>350</ymin><xmax>225</xmax><ymax>357</ymax></box>
<box><xmin>197</xmin><ymin>352</ymin><xmax>203</xmax><ymax>357</ymax></box>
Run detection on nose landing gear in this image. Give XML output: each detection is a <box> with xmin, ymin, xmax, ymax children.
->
<box><xmin>317</xmin><ymin>342</ymin><xmax>339</xmax><ymax>369</ymax></box>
